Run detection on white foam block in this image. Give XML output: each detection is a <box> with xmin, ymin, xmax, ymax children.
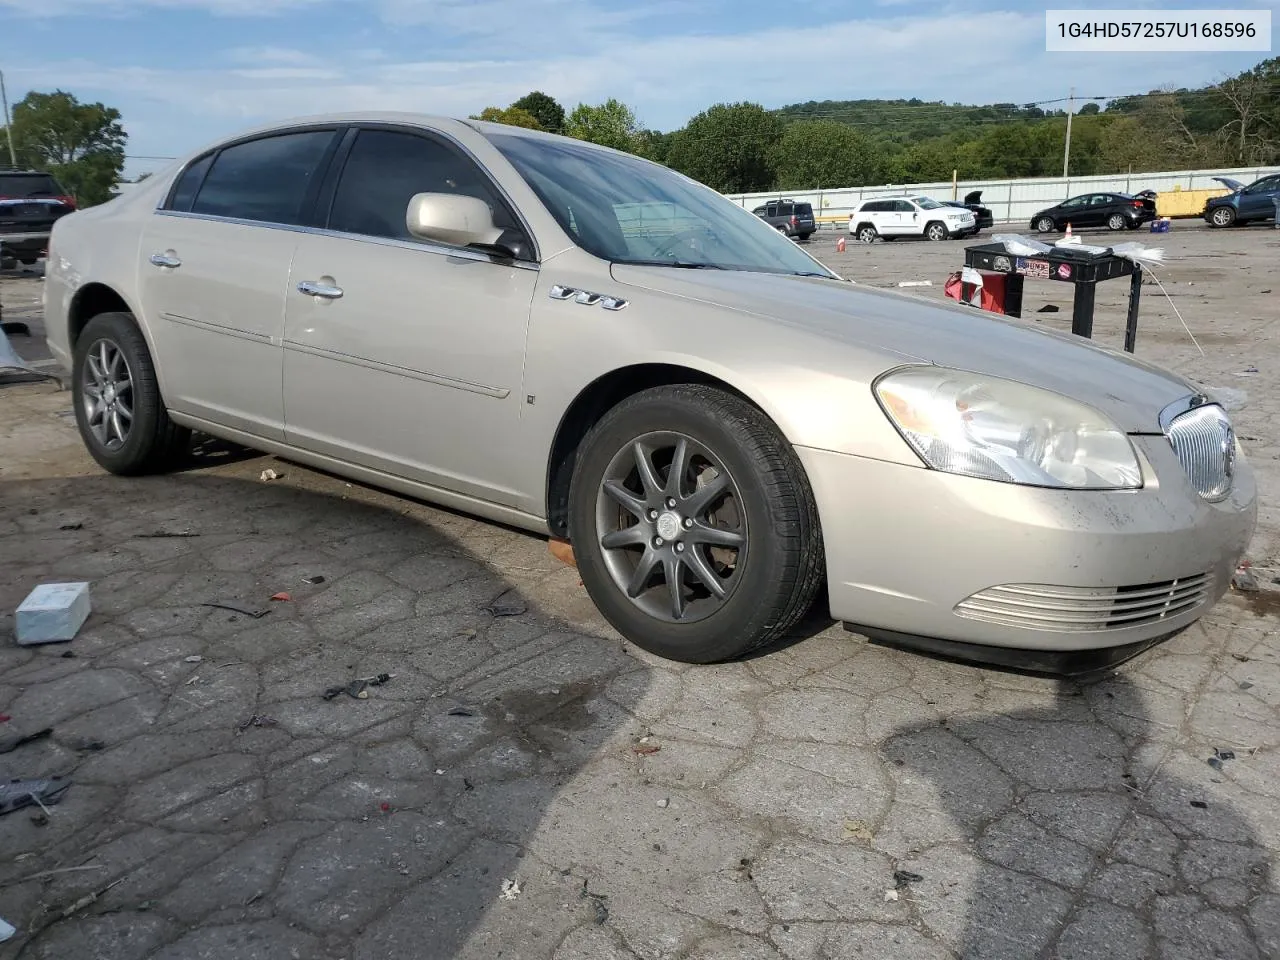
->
<box><xmin>15</xmin><ymin>582</ymin><xmax>91</xmax><ymax>645</ymax></box>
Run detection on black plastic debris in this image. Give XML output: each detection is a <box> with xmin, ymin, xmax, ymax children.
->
<box><xmin>58</xmin><ymin>522</ymin><xmax>83</xmax><ymax>531</ymax></box>
<box><xmin>1215</xmin><ymin>748</ymin><xmax>1236</xmax><ymax>761</ymax></box>
<box><xmin>201</xmin><ymin>602</ymin><xmax>270</xmax><ymax>619</ymax></box>
<box><xmin>302</xmin><ymin>576</ymin><xmax>326</xmax><ymax>585</ymax></box>
<box><xmin>1239</xmin><ymin>681</ymin><xmax>1255</xmax><ymax>691</ymax></box>
<box><xmin>60</xmin><ymin>651</ymin><xmax>76</xmax><ymax>659</ymax></box>
<box><xmin>322</xmin><ymin>674</ymin><xmax>392</xmax><ymax>701</ymax></box>
<box><xmin>1190</xmin><ymin>800</ymin><xmax>1209</xmax><ymax>809</ymax></box>
<box><xmin>237</xmin><ymin>715</ymin><xmax>278</xmax><ymax>731</ymax></box>
<box><xmin>0</xmin><ymin>728</ymin><xmax>53</xmax><ymax>756</ymax></box>
<box><xmin>0</xmin><ymin>777</ymin><xmax>72</xmax><ymax>816</ymax></box>
<box><xmin>1036</xmin><ymin>304</ymin><xmax>1060</xmax><ymax>313</ymax></box>
<box><xmin>1232</xmin><ymin>654</ymin><xmax>1252</xmax><ymax>663</ymax></box>
<box><xmin>486</xmin><ymin>590</ymin><xmax>527</xmax><ymax>618</ymax></box>
<box><xmin>580</xmin><ymin>879</ymin><xmax>609</xmax><ymax>925</ymax></box>
<box><xmin>893</xmin><ymin>870</ymin><xmax>924</xmax><ymax>889</ymax></box>
<box><xmin>448</xmin><ymin>708</ymin><xmax>476</xmax><ymax>717</ymax></box>
<box><xmin>135</xmin><ymin>531</ymin><xmax>200</xmax><ymax>539</ymax></box>
<box><xmin>1208</xmin><ymin>757</ymin><xmax>1224</xmax><ymax>772</ymax></box>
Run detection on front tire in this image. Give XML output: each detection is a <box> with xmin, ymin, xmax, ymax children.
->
<box><xmin>925</xmin><ymin>222</ymin><xmax>948</xmax><ymax>241</ymax></box>
<box><xmin>1209</xmin><ymin>207</ymin><xmax>1236</xmax><ymax>228</ymax></box>
<box><xmin>567</xmin><ymin>384</ymin><xmax>824</xmax><ymax>664</ymax></box>
<box><xmin>71</xmin><ymin>311</ymin><xmax>191</xmax><ymax>475</ymax></box>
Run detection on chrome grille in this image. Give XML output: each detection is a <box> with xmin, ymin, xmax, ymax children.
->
<box><xmin>1165</xmin><ymin>403</ymin><xmax>1235</xmax><ymax>501</ymax></box>
<box><xmin>955</xmin><ymin>573</ymin><xmax>1213</xmax><ymax>632</ymax></box>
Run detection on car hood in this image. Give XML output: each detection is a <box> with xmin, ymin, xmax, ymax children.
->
<box><xmin>1213</xmin><ymin>176</ymin><xmax>1245</xmax><ymax>192</ymax></box>
<box><xmin>610</xmin><ymin>265</ymin><xmax>1198</xmax><ymax>434</ymax></box>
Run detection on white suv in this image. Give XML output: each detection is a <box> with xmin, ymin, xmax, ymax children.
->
<box><xmin>848</xmin><ymin>196</ymin><xmax>975</xmax><ymax>243</ymax></box>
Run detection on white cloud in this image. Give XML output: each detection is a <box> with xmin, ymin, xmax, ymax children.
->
<box><xmin>0</xmin><ymin>0</ymin><xmax>331</xmax><ymax>14</ymax></box>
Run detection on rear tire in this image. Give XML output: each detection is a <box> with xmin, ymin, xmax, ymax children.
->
<box><xmin>1107</xmin><ymin>213</ymin><xmax>1126</xmax><ymax>231</ymax></box>
<box><xmin>1035</xmin><ymin>217</ymin><xmax>1055</xmax><ymax>233</ymax></box>
<box><xmin>71</xmin><ymin>311</ymin><xmax>191</xmax><ymax>476</ymax></box>
<box><xmin>567</xmin><ymin>384</ymin><xmax>824</xmax><ymax>664</ymax></box>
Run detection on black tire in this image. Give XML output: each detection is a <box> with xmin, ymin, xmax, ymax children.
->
<box><xmin>567</xmin><ymin>384</ymin><xmax>824</xmax><ymax>664</ymax></box>
<box><xmin>1035</xmin><ymin>217</ymin><xmax>1055</xmax><ymax>233</ymax></box>
<box><xmin>1209</xmin><ymin>207</ymin><xmax>1236</xmax><ymax>228</ymax></box>
<box><xmin>856</xmin><ymin>223</ymin><xmax>877</xmax><ymax>243</ymax></box>
<box><xmin>71</xmin><ymin>311</ymin><xmax>191</xmax><ymax>475</ymax></box>
<box><xmin>1107</xmin><ymin>213</ymin><xmax>1126</xmax><ymax>231</ymax></box>
<box><xmin>19</xmin><ymin>256</ymin><xmax>37</xmax><ymax>265</ymax></box>
<box><xmin>797</xmin><ymin>232</ymin><xmax>813</xmax><ymax>242</ymax></box>
<box><xmin>925</xmin><ymin>221</ymin><xmax>948</xmax><ymax>241</ymax></box>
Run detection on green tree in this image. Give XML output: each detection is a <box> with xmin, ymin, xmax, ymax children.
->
<box><xmin>511</xmin><ymin>91</ymin><xmax>566</xmax><ymax>135</ymax></box>
<box><xmin>770</xmin><ymin>120</ymin><xmax>879</xmax><ymax>189</ymax></box>
<box><xmin>470</xmin><ymin>105</ymin><xmax>542</xmax><ymax>130</ymax></box>
<box><xmin>665</xmin><ymin>102</ymin><xmax>782</xmax><ymax>193</ymax></box>
<box><xmin>564</xmin><ymin>98</ymin><xmax>639</xmax><ymax>152</ymax></box>
<box><xmin>9</xmin><ymin>90</ymin><xmax>126</xmax><ymax>207</ymax></box>
<box><xmin>632</xmin><ymin>128</ymin><xmax>673</xmax><ymax>163</ymax></box>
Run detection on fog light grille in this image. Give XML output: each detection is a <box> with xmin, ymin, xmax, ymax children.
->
<box><xmin>955</xmin><ymin>574</ymin><xmax>1212</xmax><ymax>632</ymax></box>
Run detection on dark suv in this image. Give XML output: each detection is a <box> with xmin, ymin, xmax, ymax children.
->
<box><xmin>751</xmin><ymin>199</ymin><xmax>816</xmax><ymax>240</ymax></box>
<box><xmin>0</xmin><ymin>171</ymin><xmax>77</xmax><ymax>265</ymax></box>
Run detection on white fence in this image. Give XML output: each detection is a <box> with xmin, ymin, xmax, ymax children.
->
<box><xmin>724</xmin><ymin>165</ymin><xmax>1280</xmax><ymax>227</ymax></box>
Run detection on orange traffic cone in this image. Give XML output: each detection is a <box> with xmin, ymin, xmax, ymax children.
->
<box><xmin>836</xmin><ymin>235</ymin><xmax>847</xmax><ymax>253</ymax></box>
<box><xmin>1065</xmin><ymin>222</ymin><xmax>1073</xmax><ymax>238</ymax></box>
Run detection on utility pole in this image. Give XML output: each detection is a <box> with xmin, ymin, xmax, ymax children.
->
<box><xmin>0</xmin><ymin>70</ymin><xmax>17</xmax><ymax>168</ymax></box>
<box><xmin>1062</xmin><ymin>86</ymin><xmax>1074</xmax><ymax>180</ymax></box>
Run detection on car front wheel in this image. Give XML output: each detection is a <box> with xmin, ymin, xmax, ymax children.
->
<box><xmin>925</xmin><ymin>222</ymin><xmax>948</xmax><ymax>241</ymax></box>
<box><xmin>1210</xmin><ymin>207</ymin><xmax>1236</xmax><ymax>227</ymax></box>
<box><xmin>568</xmin><ymin>384</ymin><xmax>824</xmax><ymax>664</ymax></box>
<box><xmin>71</xmin><ymin>311</ymin><xmax>191</xmax><ymax>475</ymax></box>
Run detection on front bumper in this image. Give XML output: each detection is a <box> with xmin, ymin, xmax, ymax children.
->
<box><xmin>797</xmin><ymin>436</ymin><xmax>1256</xmax><ymax>664</ymax></box>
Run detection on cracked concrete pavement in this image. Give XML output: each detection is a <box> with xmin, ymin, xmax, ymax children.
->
<box><xmin>2</xmin><ymin>224</ymin><xmax>1279</xmax><ymax>959</ymax></box>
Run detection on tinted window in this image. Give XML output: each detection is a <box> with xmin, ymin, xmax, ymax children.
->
<box><xmin>751</xmin><ymin>206</ymin><xmax>766</xmax><ymax>215</ymax></box>
<box><xmin>327</xmin><ymin>129</ymin><xmax>509</xmax><ymax>243</ymax></box>
<box><xmin>765</xmin><ymin>204</ymin><xmax>778</xmax><ymax>217</ymax></box>
<box><xmin>1060</xmin><ymin>196</ymin><xmax>1086</xmax><ymax>209</ymax></box>
<box><xmin>0</xmin><ymin>174</ymin><xmax>62</xmax><ymax>198</ymax></box>
<box><xmin>778</xmin><ymin>203</ymin><xmax>793</xmax><ymax>215</ymax></box>
<box><xmin>1089</xmin><ymin>195</ymin><xmax>1113</xmax><ymax>205</ymax></box>
<box><xmin>191</xmin><ymin>130</ymin><xmax>334</xmax><ymax>224</ymax></box>
<box><xmin>168</xmin><ymin>154</ymin><xmax>213</xmax><ymax>212</ymax></box>
<box><xmin>795</xmin><ymin>203</ymin><xmax>813</xmax><ymax>216</ymax></box>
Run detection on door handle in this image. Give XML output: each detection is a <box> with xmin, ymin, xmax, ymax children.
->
<box><xmin>149</xmin><ymin>253</ymin><xmax>181</xmax><ymax>268</ymax></box>
<box><xmin>297</xmin><ymin>280</ymin><xmax>343</xmax><ymax>300</ymax></box>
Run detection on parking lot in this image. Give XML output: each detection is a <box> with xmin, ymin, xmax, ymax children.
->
<box><xmin>2</xmin><ymin>220</ymin><xmax>1278</xmax><ymax>960</ymax></box>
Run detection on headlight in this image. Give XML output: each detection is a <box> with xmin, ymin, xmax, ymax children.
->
<box><xmin>874</xmin><ymin>367</ymin><xmax>1142</xmax><ymax>489</ymax></box>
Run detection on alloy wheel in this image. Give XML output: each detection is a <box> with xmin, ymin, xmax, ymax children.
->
<box><xmin>81</xmin><ymin>338</ymin><xmax>135</xmax><ymax>451</ymax></box>
<box><xmin>1211</xmin><ymin>207</ymin><xmax>1234</xmax><ymax>227</ymax></box>
<box><xmin>927</xmin><ymin>224</ymin><xmax>947</xmax><ymax>241</ymax></box>
<box><xmin>594</xmin><ymin>431</ymin><xmax>747</xmax><ymax>624</ymax></box>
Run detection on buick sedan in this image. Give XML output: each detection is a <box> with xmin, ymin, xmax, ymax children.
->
<box><xmin>43</xmin><ymin>113</ymin><xmax>1256</xmax><ymax>672</ymax></box>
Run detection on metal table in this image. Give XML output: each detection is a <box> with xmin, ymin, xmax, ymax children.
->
<box><xmin>962</xmin><ymin>241</ymin><xmax>1144</xmax><ymax>353</ymax></box>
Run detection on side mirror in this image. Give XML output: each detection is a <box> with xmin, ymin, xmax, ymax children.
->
<box><xmin>406</xmin><ymin>193</ymin><xmax>503</xmax><ymax>248</ymax></box>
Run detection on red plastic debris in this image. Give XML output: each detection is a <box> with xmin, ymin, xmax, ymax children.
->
<box><xmin>380</xmin><ymin>802</ymin><xmax>391</xmax><ymax>812</ymax></box>
<box><xmin>270</xmin><ymin>592</ymin><xmax>292</xmax><ymax>602</ymax></box>
<box><xmin>0</xmin><ymin>714</ymin><xmax>10</xmax><ymax>723</ymax></box>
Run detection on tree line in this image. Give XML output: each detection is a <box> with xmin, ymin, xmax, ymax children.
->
<box><xmin>3</xmin><ymin>56</ymin><xmax>1276</xmax><ymax>209</ymax></box>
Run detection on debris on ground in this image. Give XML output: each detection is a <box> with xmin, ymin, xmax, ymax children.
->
<box><xmin>1240</xmin><ymin>681</ymin><xmax>1255</xmax><ymax>690</ymax></box>
<box><xmin>60</xmin><ymin>878</ymin><xmax>125</xmax><ymax>920</ymax></box>
<box><xmin>184</xmin><ymin>655</ymin><xmax>203</xmax><ymax>664</ymax></box>
<box><xmin>1190</xmin><ymin>800</ymin><xmax>1209</xmax><ymax>809</ymax></box>
<box><xmin>0</xmin><ymin>714</ymin><xmax>9</xmax><ymax>723</ymax></box>
<box><xmin>656</xmin><ymin>797</ymin><xmax>669</xmax><ymax>808</ymax></box>
<box><xmin>548</xmin><ymin>539</ymin><xmax>576</xmax><ymax>568</ymax></box>
<box><xmin>843</xmin><ymin>819</ymin><xmax>875</xmax><ymax>842</ymax></box>
<box><xmin>134</xmin><ymin>530</ymin><xmax>199</xmax><ymax>539</ymax></box>
<box><xmin>260</xmin><ymin>469</ymin><xmax>280</xmax><ymax>482</ymax></box>
<box><xmin>0</xmin><ymin>727</ymin><xmax>53</xmax><ymax>755</ymax></box>
<box><xmin>302</xmin><ymin>575</ymin><xmax>326</xmax><ymax>585</ymax></box>
<box><xmin>893</xmin><ymin>870</ymin><xmax>924</xmax><ymax>889</ymax></box>
<box><xmin>1208</xmin><ymin>756</ymin><xmax>1224</xmax><ymax>772</ymax></box>
<box><xmin>60</xmin><ymin>651</ymin><xmax>76</xmax><ymax>659</ymax></box>
<box><xmin>0</xmin><ymin>916</ymin><xmax>15</xmax><ymax>943</ymax></box>
<box><xmin>897</xmin><ymin>280</ymin><xmax>932</xmax><ymax>287</ymax></box>
<box><xmin>632</xmin><ymin>738</ymin><xmax>661</xmax><ymax>755</ymax></box>
<box><xmin>580</xmin><ymin>879</ymin><xmax>609</xmax><ymax>924</ymax></box>
<box><xmin>1231</xmin><ymin>564</ymin><xmax>1260</xmax><ymax>593</ymax></box>
<box><xmin>1232</xmin><ymin>653</ymin><xmax>1252</xmax><ymax>663</ymax></box>
<box><xmin>237</xmin><ymin>715</ymin><xmax>278</xmax><ymax>731</ymax></box>
<box><xmin>322</xmin><ymin>673</ymin><xmax>393</xmax><ymax>701</ymax></box>
<box><xmin>447</xmin><ymin>707</ymin><xmax>476</xmax><ymax>717</ymax></box>
<box><xmin>201</xmin><ymin>602</ymin><xmax>270</xmax><ymax>619</ymax></box>
<box><xmin>270</xmin><ymin>592</ymin><xmax>292</xmax><ymax>602</ymax></box>
<box><xmin>15</xmin><ymin>581</ymin><xmax>91</xmax><ymax>645</ymax></box>
<box><xmin>455</xmin><ymin>628</ymin><xmax>478</xmax><ymax>640</ymax></box>
<box><xmin>1215</xmin><ymin>748</ymin><xmax>1236</xmax><ymax>761</ymax></box>
<box><xmin>0</xmin><ymin>777</ymin><xmax>72</xmax><ymax>816</ymax></box>
<box><xmin>486</xmin><ymin>591</ymin><xmax>527</xmax><ymax>617</ymax></box>
<box><xmin>500</xmin><ymin>878</ymin><xmax>521</xmax><ymax>901</ymax></box>
<box><xmin>1036</xmin><ymin>304</ymin><xmax>1060</xmax><ymax>313</ymax></box>
<box><xmin>884</xmin><ymin>889</ymin><xmax>900</xmax><ymax>902</ymax></box>
<box><xmin>58</xmin><ymin>522</ymin><xmax>83</xmax><ymax>531</ymax></box>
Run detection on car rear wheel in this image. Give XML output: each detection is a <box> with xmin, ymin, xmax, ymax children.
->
<box><xmin>71</xmin><ymin>311</ymin><xmax>191</xmax><ymax>475</ymax></box>
<box><xmin>856</xmin><ymin>224</ymin><xmax>878</xmax><ymax>243</ymax></box>
<box><xmin>1107</xmin><ymin>213</ymin><xmax>1126</xmax><ymax>231</ymax></box>
<box><xmin>1210</xmin><ymin>207</ymin><xmax>1236</xmax><ymax>227</ymax></box>
<box><xmin>925</xmin><ymin>222</ymin><xmax>948</xmax><ymax>241</ymax></box>
<box><xmin>1035</xmin><ymin>217</ymin><xmax>1055</xmax><ymax>233</ymax></box>
<box><xmin>568</xmin><ymin>384</ymin><xmax>824</xmax><ymax>664</ymax></box>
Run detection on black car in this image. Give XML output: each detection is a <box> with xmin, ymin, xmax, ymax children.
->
<box><xmin>0</xmin><ymin>170</ymin><xmax>77</xmax><ymax>264</ymax></box>
<box><xmin>1030</xmin><ymin>192</ymin><xmax>1155</xmax><ymax>233</ymax></box>
<box><xmin>943</xmin><ymin>190</ymin><xmax>993</xmax><ymax>232</ymax></box>
<box><xmin>750</xmin><ymin>198</ymin><xmax>816</xmax><ymax>240</ymax></box>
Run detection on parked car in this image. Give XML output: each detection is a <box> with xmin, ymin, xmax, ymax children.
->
<box><xmin>750</xmin><ymin>199</ymin><xmax>816</xmax><ymax>240</ymax></box>
<box><xmin>0</xmin><ymin>170</ymin><xmax>77</xmax><ymax>264</ymax></box>
<box><xmin>44</xmin><ymin>113</ymin><xmax>1256</xmax><ymax>672</ymax></box>
<box><xmin>942</xmin><ymin>190</ymin><xmax>994</xmax><ymax>232</ymax></box>
<box><xmin>1202</xmin><ymin>173</ymin><xmax>1280</xmax><ymax>227</ymax></box>
<box><xmin>1030</xmin><ymin>192</ymin><xmax>1156</xmax><ymax>233</ymax></box>
<box><xmin>848</xmin><ymin>195</ymin><xmax>975</xmax><ymax>242</ymax></box>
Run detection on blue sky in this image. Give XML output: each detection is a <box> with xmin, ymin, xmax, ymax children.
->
<box><xmin>2</xmin><ymin>0</ymin><xmax>1276</xmax><ymax>178</ymax></box>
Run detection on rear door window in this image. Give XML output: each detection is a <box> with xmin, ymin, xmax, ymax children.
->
<box><xmin>190</xmin><ymin>129</ymin><xmax>336</xmax><ymax>225</ymax></box>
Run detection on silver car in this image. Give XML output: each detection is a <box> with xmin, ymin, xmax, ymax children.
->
<box><xmin>43</xmin><ymin>113</ymin><xmax>1257</xmax><ymax>673</ymax></box>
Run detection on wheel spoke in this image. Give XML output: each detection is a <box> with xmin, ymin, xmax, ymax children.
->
<box><xmin>115</xmin><ymin>397</ymin><xmax>134</xmax><ymax>424</ymax></box>
<box><xmin>687</xmin><ymin>522</ymin><xmax>745</xmax><ymax>549</ymax></box>
<box><xmin>683</xmin><ymin>546</ymin><xmax>727</xmax><ymax>600</ymax></box>
<box><xmin>683</xmin><ymin>472</ymin><xmax>729</xmax><ymax>516</ymax></box>
<box><xmin>626</xmin><ymin>549</ymin><xmax>661</xmax><ymax>598</ymax></box>
<box><xmin>665</xmin><ymin>437</ymin><xmax>689</xmax><ymax>498</ymax></box>
<box><xmin>84</xmin><ymin>382</ymin><xmax>103</xmax><ymax>401</ymax></box>
<box><xmin>110</xmin><ymin>409</ymin><xmax>126</xmax><ymax>444</ymax></box>
<box><xmin>86</xmin><ymin>351</ymin><xmax>105</xmax><ymax>384</ymax></box>
<box><xmin>601</xmin><ymin>525</ymin><xmax>648</xmax><ymax>550</ymax></box>
<box><xmin>603</xmin><ymin>479</ymin><xmax>647</xmax><ymax>521</ymax></box>
<box><xmin>97</xmin><ymin>342</ymin><xmax>112</xmax><ymax>382</ymax></box>
<box><xmin>632</xmin><ymin>442</ymin><xmax>663</xmax><ymax>498</ymax></box>
<box><xmin>663</xmin><ymin>555</ymin><xmax>686</xmax><ymax>618</ymax></box>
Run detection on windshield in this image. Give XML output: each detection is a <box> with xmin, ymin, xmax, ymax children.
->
<box><xmin>913</xmin><ymin>197</ymin><xmax>944</xmax><ymax>210</ymax></box>
<box><xmin>484</xmin><ymin>131</ymin><xmax>837</xmax><ymax>277</ymax></box>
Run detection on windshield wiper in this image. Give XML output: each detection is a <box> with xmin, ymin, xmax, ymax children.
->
<box><xmin>616</xmin><ymin>258</ymin><xmax>725</xmax><ymax>269</ymax></box>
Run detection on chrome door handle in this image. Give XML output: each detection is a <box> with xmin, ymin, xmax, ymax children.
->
<box><xmin>297</xmin><ymin>280</ymin><xmax>343</xmax><ymax>300</ymax></box>
<box><xmin>149</xmin><ymin>253</ymin><xmax>181</xmax><ymax>268</ymax></box>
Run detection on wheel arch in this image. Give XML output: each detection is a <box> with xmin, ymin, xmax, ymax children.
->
<box><xmin>68</xmin><ymin>282</ymin><xmax>141</xmax><ymax>349</ymax></box>
<box><xmin>544</xmin><ymin>362</ymin><xmax>799</xmax><ymax>539</ymax></box>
